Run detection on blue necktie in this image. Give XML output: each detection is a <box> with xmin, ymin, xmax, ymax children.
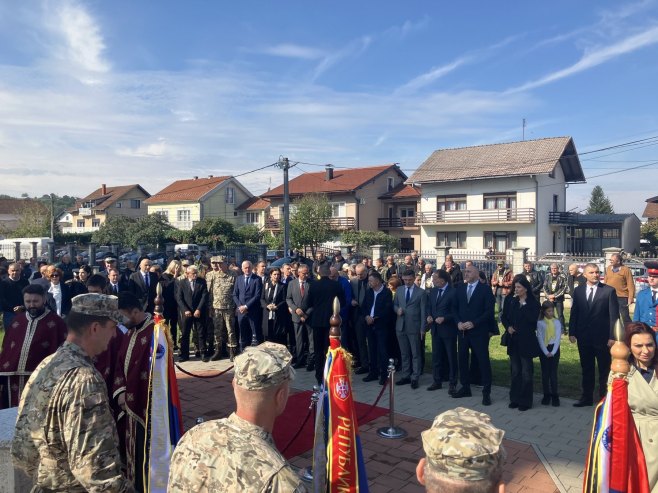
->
<box><xmin>405</xmin><ymin>288</ymin><xmax>411</xmax><ymax>303</ymax></box>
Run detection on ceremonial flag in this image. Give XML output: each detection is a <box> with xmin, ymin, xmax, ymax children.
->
<box><xmin>312</xmin><ymin>336</ymin><xmax>369</xmax><ymax>492</ymax></box>
<box><xmin>583</xmin><ymin>378</ymin><xmax>650</xmax><ymax>493</ymax></box>
<box><xmin>144</xmin><ymin>314</ymin><xmax>184</xmax><ymax>492</ymax></box>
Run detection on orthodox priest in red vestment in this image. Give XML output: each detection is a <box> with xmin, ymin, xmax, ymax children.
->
<box><xmin>0</xmin><ymin>284</ymin><xmax>67</xmax><ymax>408</ymax></box>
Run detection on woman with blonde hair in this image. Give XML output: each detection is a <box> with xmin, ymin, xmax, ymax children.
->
<box><xmin>162</xmin><ymin>259</ymin><xmax>182</xmax><ymax>350</ymax></box>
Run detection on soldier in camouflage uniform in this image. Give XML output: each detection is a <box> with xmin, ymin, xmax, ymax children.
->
<box><xmin>168</xmin><ymin>342</ymin><xmax>307</xmax><ymax>493</ymax></box>
<box><xmin>417</xmin><ymin>407</ymin><xmax>506</xmax><ymax>493</ymax></box>
<box><xmin>205</xmin><ymin>255</ymin><xmax>238</xmax><ymax>361</ymax></box>
<box><xmin>11</xmin><ymin>293</ymin><xmax>135</xmax><ymax>493</ymax></box>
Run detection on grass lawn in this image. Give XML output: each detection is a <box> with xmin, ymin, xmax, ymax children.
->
<box><xmin>423</xmin><ymin>307</ymin><xmax>603</xmax><ymax>400</ymax></box>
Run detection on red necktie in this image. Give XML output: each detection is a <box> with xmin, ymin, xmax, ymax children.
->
<box><xmin>300</xmin><ymin>281</ymin><xmax>305</xmax><ymax>296</ymax></box>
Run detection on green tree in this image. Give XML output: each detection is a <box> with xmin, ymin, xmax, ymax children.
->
<box><xmin>341</xmin><ymin>230</ymin><xmax>399</xmax><ymax>252</ymax></box>
<box><xmin>188</xmin><ymin>218</ymin><xmax>238</xmax><ymax>249</ymax></box>
<box><xmin>289</xmin><ymin>193</ymin><xmax>335</xmax><ymax>257</ymax></box>
<box><xmin>263</xmin><ymin>231</ymin><xmax>283</xmax><ymax>250</ymax></box>
<box><xmin>641</xmin><ymin>221</ymin><xmax>658</xmax><ymax>250</ymax></box>
<box><xmin>132</xmin><ymin>214</ymin><xmax>177</xmax><ymax>249</ymax></box>
<box><xmin>235</xmin><ymin>224</ymin><xmax>263</xmax><ymax>244</ymax></box>
<box><xmin>10</xmin><ymin>200</ymin><xmax>51</xmax><ymax>238</ymax></box>
<box><xmin>586</xmin><ymin>185</ymin><xmax>614</xmax><ymax>214</ymax></box>
<box><xmin>91</xmin><ymin>216</ymin><xmax>137</xmax><ymax>247</ymax></box>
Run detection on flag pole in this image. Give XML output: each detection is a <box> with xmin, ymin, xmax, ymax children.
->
<box><xmin>610</xmin><ymin>319</ymin><xmax>630</xmax><ymax>378</ymax></box>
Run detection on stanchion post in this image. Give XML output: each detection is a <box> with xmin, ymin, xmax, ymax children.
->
<box><xmin>377</xmin><ymin>358</ymin><xmax>407</xmax><ymax>439</ymax></box>
<box><xmin>300</xmin><ymin>385</ymin><xmax>320</xmax><ymax>483</ymax></box>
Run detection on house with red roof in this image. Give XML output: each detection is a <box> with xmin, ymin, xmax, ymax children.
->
<box><xmin>64</xmin><ymin>184</ymin><xmax>151</xmax><ymax>233</ymax></box>
<box><xmin>261</xmin><ymin>164</ymin><xmax>416</xmax><ymax>246</ymax></box>
<box><xmin>145</xmin><ymin>175</ymin><xmax>253</xmax><ymax>230</ymax></box>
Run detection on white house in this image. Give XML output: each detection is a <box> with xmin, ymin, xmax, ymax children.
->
<box><xmin>406</xmin><ymin>137</ymin><xmax>586</xmax><ymax>255</ymax></box>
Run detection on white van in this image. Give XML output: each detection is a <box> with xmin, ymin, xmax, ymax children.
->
<box><xmin>174</xmin><ymin>244</ymin><xmax>200</xmax><ymax>256</ymax></box>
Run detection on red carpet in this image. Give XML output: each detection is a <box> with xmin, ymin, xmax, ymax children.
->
<box><xmin>273</xmin><ymin>390</ymin><xmax>388</xmax><ymax>459</ymax></box>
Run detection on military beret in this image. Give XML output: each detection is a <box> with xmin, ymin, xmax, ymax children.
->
<box><xmin>70</xmin><ymin>293</ymin><xmax>127</xmax><ymax>324</ymax></box>
<box><xmin>233</xmin><ymin>342</ymin><xmax>295</xmax><ymax>390</ymax></box>
<box><xmin>211</xmin><ymin>255</ymin><xmax>226</xmax><ymax>263</ymax></box>
<box><xmin>421</xmin><ymin>407</ymin><xmax>505</xmax><ymax>482</ymax></box>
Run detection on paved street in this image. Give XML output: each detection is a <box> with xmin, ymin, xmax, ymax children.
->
<box><xmin>176</xmin><ymin>356</ymin><xmax>594</xmax><ymax>492</ymax></box>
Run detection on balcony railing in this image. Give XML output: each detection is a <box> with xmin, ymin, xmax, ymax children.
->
<box><xmin>61</xmin><ymin>226</ymin><xmax>101</xmax><ymax>234</ymax></box>
<box><xmin>170</xmin><ymin>220</ymin><xmax>197</xmax><ymax>230</ymax></box>
<box><xmin>416</xmin><ymin>208</ymin><xmax>536</xmax><ymax>225</ymax></box>
<box><xmin>265</xmin><ymin>217</ymin><xmax>356</xmax><ymax>230</ymax></box>
<box><xmin>548</xmin><ymin>212</ymin><xmax>579</xmax><ymax>225</ymax></box>
<box><xmin>378</xmin><ymin>217</ymin><xmax>418</xmax><ymax>228</ymax></box>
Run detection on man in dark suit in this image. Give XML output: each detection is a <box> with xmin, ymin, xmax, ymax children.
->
<box><xmin>569</xmin><ymin>262</ymin><xmax>619</xmax><ymax>407</ymax></box>
<box><xmin>286</xmin><ymin>264</ymin><xmax>312</xmax><ymax>369</ymax></box>
<box><xmin>452</xmin><ymin>263</ymin><xmax>495</xmax><ymax>405</ymax></box>
<box><xmin>176</xmin><ymin>265</ymin><xmax>210</xmax><ymax>362</ymax></box>
<box><xmin>361</xmin><ymin>271</ymin><xmax>394</xmax><ymax>385</ymax></box>
<box><xmin>232</xmin><ymin>260</ymin><xmax>263</xmax><ymax>350</ymax></box>
<box><xmin>426</xmin><ymin>269</ymin><xmax>458</xmax><ymax>394</ymax></box>
<box><xmin>304</xmin><ymin>263</ymin><xmax>345</xmax><ymax>385</ymax></box>
<box><xmin>104</xmin><ymin>268</ymin><xmax>126</xmax><ymax>296</ymax></box>
<box><xmin>128</xmin><ymin>257</ymin><xmax>158</xmax><ymax>313</ymax></box>
<box><xmin>393</xmin><ymin>269</ymin><xmax>427</xmax><ymax>389</ymax></box>
<box><xmin>349</xmin><ymin>264</ymin><xmax>370</xmax><ymax>374</ymax></box>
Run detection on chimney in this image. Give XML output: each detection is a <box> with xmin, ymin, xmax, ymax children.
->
<box><xmin>193</xmin><ymin>176</ymin><xmax>198</xmax><ymax>180</ymax></box>
<box><xmin>101</xmin><ymin>184</ymin><xmax>107</xmax><ymax>195</ymax></box>
<box><xmin>325</xmin><ymin>165</ymin><xmax>334</xmax><ymax>181</ymax></box>
<box><xmin>208</xmin><ymin>175</ymin><xmax>213</xmax><ymax>178</ymax></box>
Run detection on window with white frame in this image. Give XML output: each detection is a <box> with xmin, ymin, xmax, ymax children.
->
<box><xmin>437</xmin><ymin>195</ymin><xmax>467</xmax><ymax>211</ymax></box>
<box><xmin>177</xmin><ymin>210</ymin><xmax>191</xmax><ymax>222</ymax></box>
<box><xmin>115</xmin><ymin>202</ymin><xmax>122</xmax><ymax>208</ymax></box>
<box><xmin>483</xmin><ymin>193</ymin><xmax>516</xmax><ymax>210</ymax></box>
<box><xmin>436</xmin><ymin>231</ymin><xmax>466</xmax><ymax>248</ymax></box>
<box><xmin>155</xmin><ymin>210</ymin><xmax>169</xmax><ymax>221</ymax></box>
<box><xmin>246</xmin><ymin>212</ymin><xmax>259</xmax><ymax>224</ymax></box>
<box><xmin>77</xmin><ymin>220</ymin><xmax>85</xmax><ymax>227</ymax></box>
<box><xmin>399</xmin><ymin>207</ymin><xmax>415</xmax><ymax>218</ymax></box>
<box><xmin>92</xmin><ymin>219</ymin><xmax>101</xmax><ymax>227</ymax></box>
<box><xmin>225</xmin><ymin>187</ymin><xmax>235</xmax><ymax>204</ymax></box>
<box><xmin>330</xmin><ymin>202</ymin><xmax>346</xmax><ymax>217</ymax></box>
<box><xmin>484</xmin><ymin>231</ymin><xmax>517</xmax><ymax>251</ymax></box>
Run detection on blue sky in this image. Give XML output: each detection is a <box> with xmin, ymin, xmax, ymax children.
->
<box><xmin>1</xmin><ymin>1</ymin><xmax>657</xmax><ymax>218</ymax></box>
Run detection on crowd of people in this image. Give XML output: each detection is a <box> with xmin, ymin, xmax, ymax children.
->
<box><xmin>1</xmin><ymin>249</ymin><xmax>658</xmax><ymax>491</ymax></box>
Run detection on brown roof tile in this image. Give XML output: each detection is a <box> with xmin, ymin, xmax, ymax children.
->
<box><xmin>262</xmin><ymin>165</ymin><xmax>403</xmax><ymax>198</ymax></box>
<box><xmin>0</xmin><ymin>198</ymin><xmax>48</xmax><ymax>215</ymax></box>
<box><xmin>407</xmin><ymin>137</ymin><xmax>585</xmax><ymax>184</ymax></box>
<box><xmin>75</xmin><ymin>184</ymin><xmax>149</xmax><ymax>211</ymax></box>
<box><xmin>643</xmin><ymin>201</ymin><xmax>658</xmax><ymax>219</ymax></box>
<box><xmin>379</xmin><ymin>183</ymin><xmax>421</xmax><ymax>200</ymax></box>
<box><xmin>145</xmin><ymin>176</ymin><xmax>230</xmax><ymax>204</ymax></box>
<box><xmin>236</xmin><ymin>196</ymin><xmax>271</xmax><ymax>211</ymax></box>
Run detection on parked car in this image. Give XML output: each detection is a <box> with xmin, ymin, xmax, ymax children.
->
<box><xmin>270</xmin><ymin>255</ymin><xmax>313</xmax><ymax>270</ymax></box>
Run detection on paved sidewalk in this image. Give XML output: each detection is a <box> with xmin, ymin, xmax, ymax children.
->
<box><xmin>175</xmin><ymin>357</ymin><xmax>590</xmax><ymax>491</ymax></box>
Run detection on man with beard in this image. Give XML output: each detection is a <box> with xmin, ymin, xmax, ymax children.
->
<box><xmin>1</xmin><ymin>262</ymin><xmax>29</xmax><ymax>328</ymax></box>
<box><xmin>0</xmin><ymin>284</ymin><xmax>67</xmax><ymax>408</ymax></box>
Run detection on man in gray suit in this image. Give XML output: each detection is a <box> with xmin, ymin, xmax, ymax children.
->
<box><xmin>286</xmin><ymin>264</ymin><xmax>312</xmax><ymax>369</ymax></box>
<box><xmin>350</xmin><ymin>264</ymin><xmax>370</xmax><ymax>374</ymax></box>
<box><xmin>394</xmin><ymin>269</ymin><xmax>427</xmax><ymax>389</ymax></box>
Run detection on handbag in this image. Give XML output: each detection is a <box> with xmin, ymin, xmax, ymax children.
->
<box><xmin>500</xmin><ymin>331</ymin><xmax>510</xmax><ymax>347</ymax></box>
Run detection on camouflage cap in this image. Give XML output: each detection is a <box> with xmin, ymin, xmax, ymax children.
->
<box><xmin>211</xmin><ymin>255</ymin><xmax>226</xmax><ymax>263</ymax></box>
<box><xmin>233</xmin><ymin>342</ymin><xmax>295</xmax><ymax>390</ymax></box>
<box><xmin>70</xmin><ymin>293</ymin><xmax>127</xmax><ymax>324</ymax></box>
<box><xmin>421</xmin><ymin>407</ymin><xmax>505</xmax><ymax>482</ymax></box>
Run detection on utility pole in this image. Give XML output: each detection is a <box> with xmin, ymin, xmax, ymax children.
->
<box><xmin>50</xmin><ymin>193</ymin><xmax>55</xmax><ymax>240</ymax></box>
<box><xmin>277</xmin><ymin>156</ymin><xmax>291</xmax><ymax>256</ymax></box>
<box><xmin>522</xmin><ymin>118</ymin><xmax>526</xmax><ymax>141</ymax></box>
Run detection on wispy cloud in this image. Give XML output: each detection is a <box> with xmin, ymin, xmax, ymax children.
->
<box><xmin>254</xmin><ymin>43</ymin><xmax>326</xmax><ymax>60</ymax></box>
<box><xmin>509</xmin><ymin>24</ymin><xmax>658</xmax><ymax>93</ymax></box>
<box><xmin>46</xmin><ymin>0</ymin><xmax>109</xmax><ymax>74</ymax></box>
<box><xmin>395</xmin><ymin>58</ymin><xmax>469</xmax><ymax>95</ymax></box>
<box><xmin>116</xmin><ymin>138</ymin><xmax>171</xmax><ymax>158</ymax></box>
<box><xmin>312</xmin><ymin>36</ymin><xmax>372</xmax><ymax>81</ymax></box>
<box><xmin>395</xmin><ymin>34</ymin><xmax>521</xmax><ymax>95</ymax></box>
<box><xmin>384</xmin><ymin>16</ymin><xmax>431</xmax><ymax>39</ymax></box>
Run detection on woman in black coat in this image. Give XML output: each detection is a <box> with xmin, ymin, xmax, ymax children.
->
<box><xmin>162</xmin><ymin>260</ymin><xmax>182</xmax><ymax>350</ymax></box>
<box><xmin>501</xmin><ymin>275</ymin><xmax>541</xmax><ymax>411</ymax></box>
<box><xmin>261</xmin><ymin>267</ymin><xmax>288</xmax><ymax>345</ymax></box>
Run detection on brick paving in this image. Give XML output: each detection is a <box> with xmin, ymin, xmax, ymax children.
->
<box><xmin>176</xmin><ymin>358</ymin><xmax>569</xmax><ymax>492</ymax></box>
